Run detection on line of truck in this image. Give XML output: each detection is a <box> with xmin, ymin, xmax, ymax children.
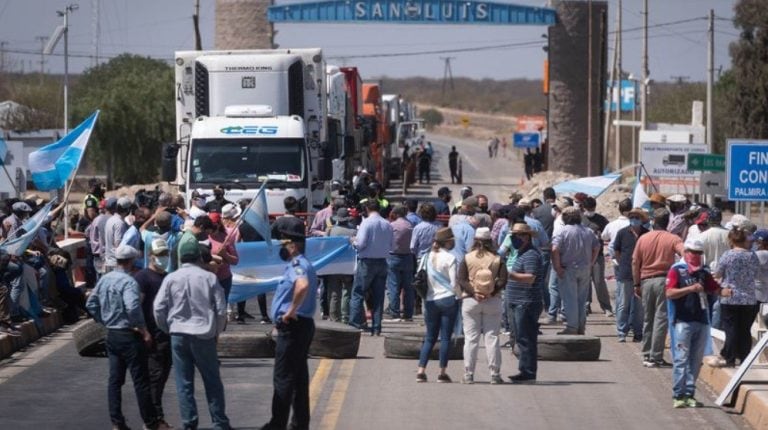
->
<box><xmin>162</xmin><ymin>48</ymin><xmax>422</xmax><ymax>212</ymax></box>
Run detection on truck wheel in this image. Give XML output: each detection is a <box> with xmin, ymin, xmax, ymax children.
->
<box><xmin>217</xmin><ymin>331</ymin><xmax>275</xmax><ymax>358</ymax></box>
<box><xmin>511</xmin><ymin>335</ymin><xmax>601</xmax><ymax>361</ymax></box>
<box><xmin>309</xmin><ymin>321</ymin><xmax>361</xmax><ymax>359</ymax></box>
<box><xmin>73</xmin><ymin>319</ymin><xmax>107</xmax><ymax>357</ymax></box>
<box><xmin>384</xmin><ymin>333</ymin><xmax>463</xmax><ymax>360</ymax></box>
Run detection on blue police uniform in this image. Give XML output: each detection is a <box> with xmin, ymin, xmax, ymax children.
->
<box><xmin>265</xmin><ymin>254</ymin><xmax>318</xmax><ymax>430</ymax></box>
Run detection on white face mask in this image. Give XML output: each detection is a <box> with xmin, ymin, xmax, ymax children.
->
<box><xmin>551</xmin><ymin>208</ymin><xmax>558</xmax><ymax>218</ymax></box>
<box><xmin>584</xmin><ymin>211</ymin><xmax>595</xmax><ymax>217</ymax></box>
<box><xmin>153</xmin><ymin>255</ymin><xmax>170</xmax><ymax>270</ymax></box>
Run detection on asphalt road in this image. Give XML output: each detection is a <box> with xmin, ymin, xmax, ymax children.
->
<box><xmin>0</xmin><ymin>133</ymin><xmax>751</xmax><ymax>429</ymax></box>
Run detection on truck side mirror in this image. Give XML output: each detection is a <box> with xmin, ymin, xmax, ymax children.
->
<box><xmin>161</xmin><ymin>142</ymin><xmax>179</xmax><ymax>182</ymax></box>
<box><xmin>317</xmin><ymin>156</ymin><xmax>333</xmax><ymax>181</ymax></box>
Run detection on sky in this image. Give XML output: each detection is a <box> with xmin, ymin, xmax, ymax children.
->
<box><xmin>0</xmin><ymin>0</ymin><xmax>740</xmax><ymax>81</ymax></box>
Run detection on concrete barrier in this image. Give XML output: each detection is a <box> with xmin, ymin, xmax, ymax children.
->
<box><xmin>0</xmin><ymin>310</ymin><xmax>64</xmax><ymax>360</ymax></box>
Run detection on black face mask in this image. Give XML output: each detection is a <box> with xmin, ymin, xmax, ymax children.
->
<box><xmin>279</xmin><ymin>246</ymin><xmax>291</xmax><ymax>261</ymax></box>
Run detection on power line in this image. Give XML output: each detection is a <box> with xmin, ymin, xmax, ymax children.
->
<box><xmin>327</xmin><ymin>40</ymin><xmax>544</xmax><ymax>60</ymax></box>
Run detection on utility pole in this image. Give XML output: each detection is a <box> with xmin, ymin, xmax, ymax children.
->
<box><xmin>587</xmin><ymin>0</ymin><xmax>593</xmax><ymax>176</ymax></box>
<box><xmin>614</xmin><ymin>0</ymin><xmax>622</xmax><ymax>170</ymax></box>
<box><xmin>36</xmin><ymin>36</ymin><xmax>48</xmax><ymax>75</ymax></box>
<box><xmin>707</xmin><ymin>9</ymin><xmax>714</xmax><ymax>154</ymax></box>
<box><xmin>0</xmin><ymin>41</ymin><xmax>7</xmax><ymax>73</ymax></box>
<box><xmin>193</xmin><ymin>0</ymin><xmax>202</xmax><ymax>50</ymax></box>
<box><xmin>641</xmin><ymin>0</ymin><xmax>649</xmax><ymax>130</ymax></box>
<box><xmin>440</xmin><ymin>56</ymin><xmax>455</xmax><ymax>98</ymax></box>
<box><xmin>603</xmin><ymin>4</ymin><xmax>619</xmax><ymax>171</ymax></box>
<box><xmin>91</xmin><ymin>0</ymin><xmax>100</xmax><ymax>67</ymax></box>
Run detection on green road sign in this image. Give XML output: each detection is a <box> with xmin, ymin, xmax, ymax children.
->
<box><xmin>687</xmin><ymin>153</ymin><xmax>725</xmax><ymax>172</ymax></box>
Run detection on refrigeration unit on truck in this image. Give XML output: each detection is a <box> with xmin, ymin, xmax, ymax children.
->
<box><xmin>163</xmin><ymin>48</ymin><xmax>334</xmax><ymax>212</ymax></box>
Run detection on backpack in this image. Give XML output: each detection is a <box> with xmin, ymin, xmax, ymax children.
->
<box><xmin>466</xmin><ymin>252</ymin><xmax>502</xmax><ymax>296</ymax></box>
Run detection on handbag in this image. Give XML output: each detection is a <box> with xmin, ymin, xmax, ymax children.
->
<box><xmin>412</xmin><ymin>252</ymin><xmax>430</xmax><ymax>300</ymax></box>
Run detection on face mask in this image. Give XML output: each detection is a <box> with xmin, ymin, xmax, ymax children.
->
<box><xmin>684</xmin><ymin>253</ymin><xmax>703</xmax><ymax>271</ymax></box>
<box><xmin>629</xmin><ymin>219</ymin><xmax>642</xmax><ymax>228</ymax></box>
<box><xmin>279</xmin><ymin>246</ymin><xmax>292</xmax><ymax>261</ymax></box>
<box><xmin>153</xmin><ymin>256</ymin><xmax>170</xmax><ymax>271</ymax></box>
<box><xmin>511</xmin><ymin>236</ymin><xmax>525</xmax><ymax>249</ymax></box>
<box><xmin>584</xmin><ymin>211</ymin><xmax>595</xmax><ymax>217</ymax></box>
<box><xmin>551</xmin><ymin>208</ymin><xmax>558</xmax><ymax>218</ymax></box>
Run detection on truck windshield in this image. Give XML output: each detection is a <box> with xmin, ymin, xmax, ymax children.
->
<box><xmin>189</xmin><ymin>138</ymin><xmax>307</xmax><ymax>187</ymax></box>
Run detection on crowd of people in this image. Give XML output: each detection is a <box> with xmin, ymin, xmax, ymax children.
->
<box><xmin>3</xmin><ymin>149</ymin><xmax>768</xmax><ymax>427</ymax></box>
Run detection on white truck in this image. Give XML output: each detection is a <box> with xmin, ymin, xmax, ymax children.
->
<box><xmin>163</xmin><ymin>48</ymin><xmax>333</xmax><ymax>212</ymax></box>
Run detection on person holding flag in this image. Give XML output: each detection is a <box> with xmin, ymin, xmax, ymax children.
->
<box><xmin>208</xmin><ymin>212</ymin><xmax>240</xmax><ymax>322</ymax></box>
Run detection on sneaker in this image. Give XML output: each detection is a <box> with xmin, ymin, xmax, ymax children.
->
<box><xmin>673</xmin><ymin>398</ymin><xmax>687</xmax><ymax>409</ymax></box>
<box><xmin>632</xmin><ymin>336</ymin><xmax>643</xmax><ymax>343</ymax></box>
<box><xmin>685</xmin><ymin>397</ymin><xmax>703</xmax><ymax>408</ymax></box>
<box><xmin>643</xmin><ymin>359</ymin><xmax>657</xmax><ymax>368</ymax></box>
<box><xmin>490</xmin><ymin>374</ymin><xmax>504</xmax><ymax>385</ymax></box>
<box><xmin>617</xmin><ymin>335</ymin><xmax>626</xmax><ymax>343</ymax></box>
<box><xmin>437</xmin><ymin>374</ymin><xmax>452</xmax><ymax>383</ymax></box>
<box><xmin>654</xmin><ymin>359</ymin><xmax>672</xmax><ymax>368</ymax></box>
<box><xmin>402</xmin><ymin>318</ymin><xmax>414</xmax><ymax>323</ymax></box>
<box><xmin>545</xmin><ymin>316</ymin><xmax>557</xmax><ymax>324</ymax></box>
<box><xmin>416</xmin><ymin>373</ymin><xmax>427</xmax><ymax>383</ymax></box>
<box><xmin>557</xmin><ymin>328</ymin><xmax>578</xmax><ymax>335</ymax></box>
<box><xmin>462</xmin><ymin>373</ymin><xmax>474</xmax><ymax>384</ymax></box>
<box><xmin>0</xmin><ymin>324</ymin><xmax>21</xmax><ymax>337</ymax></box>
<box><xmin>705</xmin><ymin>356</ymin><xmax>727</xmax><ymax>368</ymax></box>
<box><xmin>235</xmin><ymin>315</ymin><xmax>246</xmax><ymax>325</ymax></box>
<box><xmin>260</xmin><ymin>317</ymin><xmax>273</xmax><ymax>325</ymax></box>
<box><xmin>508</xmin><ymin>373</ymin><xmax>536</xmax><ymax>384</ymax></box>
<box><xmin>604</xmin><ymin>310</ymin><xmax>615</xmax><ymax>317</ymax></box>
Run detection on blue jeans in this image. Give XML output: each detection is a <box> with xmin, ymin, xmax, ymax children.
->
<box><xmin>672</xmin><ymin>321</ymin><xmax>708</xmax><ymax>398</ymax></box>
<box><xmin>170</xmin><ymin>334</ymin><xmax>230</xmax><ymax>430</ymax></box>
<box><xmin>615</xmin><ymin>280</ymin><xmax>644</xmax><ymax>338</ymax></box>
<box><xmin>386</xmin><ymin>255</ymin><xmax>415</xmax><ymax>319</ymax></box>
<box><xmin>106</xmin><ymin>329</ymin><xmax>157</xmax><ymax>427</ymax></box>
<box><xmin>419</xmin><ymin>296</ymin><xmax>459</xmax><ymax>368</ymax></box>
<box><xmin>547</xmin><ymin>267</ymin><xmax>562</xmax><ymax>318</ymax></box>
<box><xmin>511</xmin><ymin>300</ymin><xmax>542</xmax><ymax>378</ymax></box>
<box><xmin>350</xmin><ymin>258</ymin><xmax>388</xmax><ymax>334</ymax></box>
<box><xmin>559</xmin><ymin>266</ymin><xmax>591</xmax><ymax>333</ymax></box>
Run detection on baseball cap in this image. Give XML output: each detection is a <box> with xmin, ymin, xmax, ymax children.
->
<box><xmin>11</xmin><ymin>202</ymin><xmax>32</xmax><ymax>212</ymax></box>
<box><xmin>437</xmin><ymin>186</ymin><xmax>451</xmax><ymax>197</ymax></box>
<box><xmin>150</xmin><ymin>238</ymin><xmax>169</xmax><ymax>255</ymax></box>
<box><xmin>753</xmin><ymin>229</ymin><xmax>768</xmax><ymax>243</ymax></box>
<box><xmin>116</xmin><ymin>197</ymin><xmax>132</xmax><ymax>209</ymax></box>
<box><xmin>115</xmin><ymin>245</ymin><xmax>140</xmax><ymax>260</ymax></box>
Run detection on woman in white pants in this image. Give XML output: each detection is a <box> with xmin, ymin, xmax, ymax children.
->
<box><xmin>457</xmin><ymin>227</ymin><xmax>508</xmax><ymax>384</ymax></box>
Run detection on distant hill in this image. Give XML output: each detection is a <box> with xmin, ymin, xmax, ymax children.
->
<box><xmin>376</xmin><ymin>77</ymin><xmax>547</xmax><ymax>116</ymax></box>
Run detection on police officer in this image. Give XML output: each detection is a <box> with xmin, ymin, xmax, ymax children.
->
<box><xmin>262</xmin><ymin>228</ymin><xmax>318</xmax><ymax>430</ymax></box>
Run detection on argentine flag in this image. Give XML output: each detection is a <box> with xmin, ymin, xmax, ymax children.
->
<box><xmin>241</xmin><ymin>181</ymin><xmax>272</xmax><ymax>249</ymax></box>
<box><xmin>28</xmin><ymin>111</ymin><xmax>99</xmax><ymax>191</ymax></box>
<box><xmin>633</xmin><ymin>176</ymin><xmax>650</xmax><ymax>209</ymax></box>
<box><xmin>1</xmin><ymin>200</ymin><xmax>56</xmax><ymax>256</ymax></box>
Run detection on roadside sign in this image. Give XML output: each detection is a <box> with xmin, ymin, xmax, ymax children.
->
<box><xmin>688</xmin><ymin>153</ymin><xmax>725</xmax><ymax>172</ymax></box>
<box><xmin>513</xmin><ymin>132</ymin><xmax>540</xmax><ymax>148</ymax></box>
<box><xmin>460</xmin><ymin>116</ymin><xmax>470</xmax><ymax>128</ymax></box>
<box><xmin>516</xmin><ymin>115</ymin><xmax>545</xmax><ymax>133</ymax></box>
<box><xmin>700</xmin><ymin>172</ymin><xmax>726</xmax><ymax>196</ymax></box>
<box><xmin>605</xmin><ymin>79</ymin><xmax>637</xmax><ymax>112</ymax></box>
<box><xmin>640</xmin><ymin>143</ymin><xmax>708</xmax><ymax>178</ymax></box>
<box><xmin>727</xmin><ymin>139</ymin><xmax>768</xmax><ymax>201</ymax></box>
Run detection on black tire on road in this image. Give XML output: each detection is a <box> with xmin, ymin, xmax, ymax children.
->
<box><xmin>309</xmin><ymin>321</ymin><xmax>361</xmax><ymax>359</ymax></box>
<box><xmin>512</xmin><ymin>335</ymin><xmax>601</xmax><ymax>361</ymax></box>
<box><xmin>383</xmin><ymin>333</ymin><xmax>463</xmax><ymax>360</ymax></box>
<box><xmin>217</xmin><ymin>331</ymin><xmax>275</xmax><ymax>358</ymax></box>
<box><xmin>73</xmin><ymin>319</ymin><xmax>107</xmax><ymax>357</ymax></box>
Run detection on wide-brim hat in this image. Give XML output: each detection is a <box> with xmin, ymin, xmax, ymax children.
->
<box><xmin>667</xmin><ymin>194</ymin><xmax>687</xmax><ymax>203</ymax></box>
<box><xmin>628</xmin><ymin>208</ymin><xmax>649</xmax><ymax>222</ymax></box>
<box><xmin>435</xmin><ymin>227</ymin><xmax>454</xmax><ymax>242</ymax></box>
<box><xmin>649</xmin><ymin>193</ymin><xmax>667</xmax><ymax>205</ymax></box>
<box><xmin>221</xmin><ymin>203</ymin><xmax>242</xmax><ymax>220</ymax></box>
<box><xmin>510</xmin><ymin>223</ymin><xmax>534</xmax><ymax>236</ymax></box>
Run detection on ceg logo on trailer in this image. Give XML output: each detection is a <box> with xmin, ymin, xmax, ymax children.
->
<box><xmin>220</xmin><ymin>126</ymin><xmax>279</xmax><ymax>135</ymax></box>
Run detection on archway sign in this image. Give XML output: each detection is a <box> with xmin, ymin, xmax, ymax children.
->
<box><xmin>268</xmin><ymin>0</ymin><xmax>557</xmax><ymax>25</ymax></box>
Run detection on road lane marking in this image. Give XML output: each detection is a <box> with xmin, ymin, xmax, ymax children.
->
<box><xmin>318</xmin><ymin>359</ymin><xmax>355</xmax><ymax>430</ymax></box>
<box><xmin>309</xmin><ymin>358</ymin><xmax>333</xmax><ymax>412</ymax></box>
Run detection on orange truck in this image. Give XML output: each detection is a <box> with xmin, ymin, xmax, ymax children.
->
<box><xmin>362</xmin><ymin>83</ymin><xmax>391</xmax><ymax>187</ymax></box>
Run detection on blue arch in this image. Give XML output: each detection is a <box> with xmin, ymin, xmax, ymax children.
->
<box><xmin>268</xmin><ymin>0</ymin><xmax>557</xmax><ymax>25</ymax></box>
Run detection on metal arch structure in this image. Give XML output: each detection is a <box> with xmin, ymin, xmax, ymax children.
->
<box><xmin>268</xmin><ymin>0</ymin><xmax>557</xmax><ymax>26</ymax></box>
